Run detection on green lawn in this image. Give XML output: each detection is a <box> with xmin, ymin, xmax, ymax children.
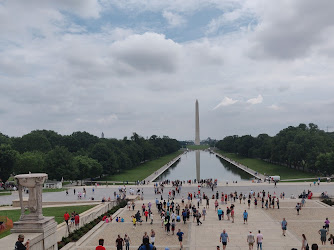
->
<box><xmin>43</xmin><ymin>188</ymin><xmax>68</xmax><ymax>193</ymax></box>
<box><xmin>100</xmin><ymin>151</ymin><xmax>183</xmax><ymax>182</ymax></box>
<box><xmin>216</xmin><ymin>150</ymin><xmax>316</xmax><ymax>180</ymax></box>
<box><xmin>0</xmin><ymin>192</ymin><xmax>11</xmax><ymax>196</ymax></box>
<box><xmin>0</xmin><ymin>205</ymin><xmax>96</xmax><ymax>239</ymax></box>
<box><xmin>187</xmin><ymin>145</ymin><xmax>210</xmax><ymax>150</ymax></box>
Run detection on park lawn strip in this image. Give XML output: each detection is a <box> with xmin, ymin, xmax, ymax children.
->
<box><xmin>43</xmin><ymin>188</ymin><xmax>68</xmax><ymax>193</ymax></box>
<box><xmin>216</xmin><ymin>150</ymin><xmax>316</xmax><ymax>180</ymax></box>
<box><xmin>0</xmin><ymin>205</ymin><xmax>96</xmax><ymax>239</ymax></box>
<box><xmin>101</xmin><ymin>150</ymin><xmax>183</xmax><ymax>182</ymax></box>
<box><xmin>0</xmin><ymin>192</ymin><xmax>11</xmax><ymax>196</ymax></box>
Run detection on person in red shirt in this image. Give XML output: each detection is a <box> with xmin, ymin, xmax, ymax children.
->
<box><xmin>64</xmin><ymin>212</ymin><xmax>70</xmax><ymax>225</ymax></box>
<box><xmin>74</xmin><ymin>213</ymin><xmax>80</xmax><ymax>228</ymax></box>
<box><xmin>144</xmin><ymin>210</ymin><xmax>149</xmax><ymax>222</ymax></box>
<box><xmin>96</xmin><ymin>239</ymin><xmax>106</xmax><ymax>250</ymax></box>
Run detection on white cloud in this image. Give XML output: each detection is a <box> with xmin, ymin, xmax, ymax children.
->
<box><xmin>97</xmin><ymin>115</ymin><xmax>118</xmax><ymax>124</ymax></box>
<box><xmin>247</xmin><ymin>95</ymin><xmax>263</xmax><ymax>105</ymax></box>
<box><xmin>268</xmin><ymin>104</ymin><xmax>281</xmax><ymax>111</ymax></box>
<box><xmin>162</xmin><ymin>11</ymin><xmax>186</xmax><ymax>27</ymax></box>
<box><xmin>213</xmin><ymin>97</ymin><xmax>238</xmax><ymax>110</ymax></box>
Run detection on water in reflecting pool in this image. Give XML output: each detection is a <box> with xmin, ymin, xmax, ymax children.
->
<box><xmin>155</xmin><ymin>150</ymin><xmax>252</xmax><ymax>182</ymax></box>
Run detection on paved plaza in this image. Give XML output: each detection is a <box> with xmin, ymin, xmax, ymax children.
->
<box><xmin>2</xmin><ymin>182</ymin><xmax>334</xmax><ymax>249</ymax></box>
<box><xmin>74</xmin><ymin>197</ymin><xmax>333</xmax><ymax>249</ymax></box>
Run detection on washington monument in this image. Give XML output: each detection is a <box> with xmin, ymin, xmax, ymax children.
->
<box><xmin>195</xmin><ymin>99</ymin><xmax>200</xmax><ymax>145</ymax></box>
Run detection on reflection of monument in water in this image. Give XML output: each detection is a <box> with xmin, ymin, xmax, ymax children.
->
<box><xmin>195</xmin><ymin>100</ymin><xmax>200</xmax><ymax>180</ymax></box>
<box><xmin>196</xmin><ymin>150</ymin><xmax>200</xmax><ymax>181</ymax></box>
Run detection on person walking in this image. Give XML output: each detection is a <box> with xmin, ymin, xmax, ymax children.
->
<box><xmin>281</xmin><ymin>218</ymin><xmax>287</xmax><ymax>236</ymax></box>
<box><xmin>296</xmin><ymin>203</ymin><xmax>301</xmax><ymax>215</ymax></box>
<box><xmin>325</xmin><ymin>218</ymin><xmax>330</xmax><ymax>230</ymax></box>
<box><xmin>124</xmin><ymin>234</ymin><xmax>131</xmax><ymax>250</ymax></box>
<box><xmin>243</xmin><ymin>210</ymin><xmax>248</xmax><ymax>224</ymax></box>
<box><xmin>150</xmin><ymin>229</ymin><xmax>155</xmax><ymax>245</ymax></box>
<box><xmin>301</xmin><ymin>234</ymin><xmax>308</xmax><ymax>250</ymax></box>
<box><xmin>231</xmin><ymin>208</ymin><xmax>235</xmax><ymax>223</ymax></box>
<box><xmin>176</xmin><ymin>229</ymin><xmax>184</xmax><ymax>249</ymax></box>
<box><xmin>220</xmin><ymin>229</ymin><xmax>229</xmax><ymax>250</ymax></box>
<box><xmin>256</xmin><ymin>230</ymin><xmax>263</xmax><ymax>250</ymax></box>
<box><xmin>115</xmin><ymin>235</ymin><xmax>124</xmax><ymax>250</ymax></box>
<box><xmin>247</xmin><ymin>231</ymin><xmax>255</xmax><ymax>250</ymax></box>
<box><xmin>96</xmin><ymin>238</ymin><xmax>106</xmax><ymax>250</ymax></box>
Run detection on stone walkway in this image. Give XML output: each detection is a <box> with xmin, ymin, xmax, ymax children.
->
<box><xmin>72</xmin><ymin>197</ymin><xmax>334</xmax><ymax>250</ymax></box>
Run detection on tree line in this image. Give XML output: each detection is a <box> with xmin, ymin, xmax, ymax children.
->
<box><xmin>0</xmin><ymin>130</ymin><xmax>180</xmax><ymax>183</ymax></box>
<box><xmin>216</xmin><ymin>123</ymin><xmax>334</xmax><ymax>175</ymax></box>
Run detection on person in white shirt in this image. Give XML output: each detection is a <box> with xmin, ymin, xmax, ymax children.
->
<box><xmin>256</xmin><ymin>230</ymin><xmax>263</xmax><ymax>250</ymax></box>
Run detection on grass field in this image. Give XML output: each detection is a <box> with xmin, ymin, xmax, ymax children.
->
<box><xmin>0</xmin><ymin>192</ymin><xmax>11</xmax><ymax>196</ymax></box>
<box><xmin>43</xmin><ymin>188</ymin><xmax>68</xmax><ymax>193</ymax></box>
<box><xmin>187</xmin><ymin>145</ymin><xmax>210</xmax><ymax>150</ymax></box>
<box><xmin>100</xmin><ymin>151</ymin><xmax>183</xmax><ymax>182</ymax></box>
<box><xmin>216</xmin><ymin>150</ymin><xmax>316</xmax><ymax>180</ymax></box>
<box><xmin>0</xmin><ymin>205</ymin><xmax>96</xmax><ymax>239</ymax></box>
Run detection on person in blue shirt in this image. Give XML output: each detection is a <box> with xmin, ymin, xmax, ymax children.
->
<box><xmin>243</xmin><ymin>210</ymin><xmax>248</xmax><ymax>224</ymax></box>
<box><xmin>138</xmin><ymin>238</ymin><xmax>153</xmax><ymax>250</ymax></box>
<box><xmin>217</xmin><ymin>208</ymin><xmax>223</xmax><ymax>220</ymax></box>
<box><xmin>182</xmin><ymin>210</ymin><xmax>187</xmax><ymax>224</ymax></box>
<box><xmin>281</xmin><ymin>218</ymin><xmax>287</xmax><ymax>236</ymax></box>
<box><xmin>176</xmin><ymin>229</ymin><xmax>184</xmax><ymax>249</ymax></box>
<box><xmin>220</xmin><ymin>229</ymin><xmax>229</xmax><ymax>250</ymax></box>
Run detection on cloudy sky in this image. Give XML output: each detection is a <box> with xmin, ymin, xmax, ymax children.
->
<box><xmin>1</xmin><ymin>0</ymin><xmax>334</xmax><ymax>140</ymax></box>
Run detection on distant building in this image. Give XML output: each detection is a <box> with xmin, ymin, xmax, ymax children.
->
<box><xmin>101</xmin><ymin>132</ymin><xmax>104</xmax><ymax>139</ymax></box>
<box><xmin>43</xmin><ymin>180</ymin><xmax>62</xmax><ymax>189</ymax></box>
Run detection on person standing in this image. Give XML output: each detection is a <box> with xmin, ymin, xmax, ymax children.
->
<box><xmin>217</xmin><ymin>207</ymin><xmax>223</xmax><ymax>220</ymax></box>
<box><xmin>247</xmin><ymin>231</ymin><xmax>255</xmax><ymax>250</ymax></box>
<box><xmin>276</xmin><ymin>198</ymin><xmax>280</xmax><ymax>209</ymax></box>
<box><xmin>202</xmin><ymin>207</ymin><xmax>207</xmax><ymax>221</ymax></box>
<box><xmin>176</xmin><ymin>229</ymin><xmax>184</xmax><ymax>249</ymax></box>
<box><xmin>281</xmin><ymin>218</ymin><xmax>287</xmax><ymax>236</ymax></box>
<box><xmin>220</xmin><ymin>229</ymin><xmax>229</xmax><ymax>250</ymax></box>
<box><xmin>231</xmin><ymin>208</ymin><xmax>235</xmax><ymax>223</ymax></box>
<box><xmin>115</xmin><ymin>234</ymin><xmax>124</xmax><ymax>250</ymax></box>
<box><xmin>15</xmin><ymin>234</ymin><xmax>29</xmax><ymax>250</ymax></box>
<box><xmin>301</xmin><ymin>234</ymin><xmax>308</xmax><ymax>250</ymax></box>
<box><xmin>256</xmin><ymin>230</ymin><xmax>263</xmax><ymax>250</ymax></box>
<box><xmin>124</xmin><ymin>234</ymin><xmax>131</xmax><ymax>250</ymax></box>
<box><xmin>243</xmin><ymin>210</ymin><xmax>248</xmax><ymax>224</ymax></box>
<box><xmin>96</xmin><ymin>238</ymin><xmax>106</xmax><ymax>250</ymax></box>
<box><xmin>74</xmin><ymin>213</ymin><xmax>80</xmax><ymax>228</ymax></box>
<box><xmin>319</xmin><ymin>226</ymin><xmax>328</xmax><ymax>245</ymax></box>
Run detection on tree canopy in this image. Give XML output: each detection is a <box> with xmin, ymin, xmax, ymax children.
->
<box><xmin>0</xmin><ymin>130</ymin><xmax>180</xmax><ymax>182</ymax></box>
<box><xmin>216</xmin><ymin>123</ymin><xmax>334</xmax><ymax>175</ymax></box>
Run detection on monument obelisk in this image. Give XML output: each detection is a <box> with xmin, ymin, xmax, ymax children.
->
<box><xmin>195</xmin><ymin>99</ymin><xmax>200</xmax><ymax>145</ymax></box>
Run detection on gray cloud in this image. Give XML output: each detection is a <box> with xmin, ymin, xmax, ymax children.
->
<box><xmin>249</xmin><ymin>0</ymin><xmax>334</xmax><ymax>60</ymax></box>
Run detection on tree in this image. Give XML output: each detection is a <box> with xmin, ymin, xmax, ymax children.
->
<box><xmin>14</xmin><ymin>151</ymin><xmax>45</xmax><ymax>174</ymax></box>
<box><xmin>72</xmin><ymin>156</ymin><xmax>102</xmax><ymax>184</ymax></box>
<box><xmin>0</xmin><ymin>145</ymin><xmax>18</xmax><ymax>183</ymax></box>
<box><xmin>45</xmin><ymin>146</ymin><xmax>75</xmax><ymax>180</ymax></box>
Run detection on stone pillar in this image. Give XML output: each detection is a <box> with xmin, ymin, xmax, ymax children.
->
<box><xmin>195</xmin><ymin>99</ymin><xmax>200</xmax><ymax>145</ymax></box>
<box><xmin>18</xmin><ymin>184</ymin><xmax>25</xmax><ymax>220</ymax></box>
<box><xmin>12</xmin><ymin>173</ymin><xmax>58</xmax><ymax>250</ymax></box>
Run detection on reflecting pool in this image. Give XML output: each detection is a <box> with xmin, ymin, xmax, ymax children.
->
<box><xmin>155</xmin><ymin>150</ymin><xmax>252</xmax><ymax>182</ymax></box>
